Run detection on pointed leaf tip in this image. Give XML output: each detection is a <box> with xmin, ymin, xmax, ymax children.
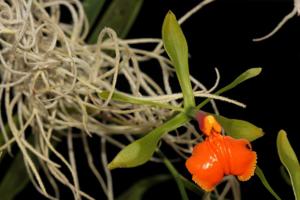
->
<box><xmin>277</xmin><ymin>130</ymin><xmax>300</xmax><ymax>200</ymax></box>
<box><xmin>214</xmin><ymin>115</ymin><xmax>264</xmax><ymax>141</ymax></box>
<box><xmin>108</xmin><ymin>113</ymin><xmax>189</xmax><ymax>169</ymax></box>
<box><xmin>197</xmin><ymin>67</ymin><xmax>262</xmax><ymax>110</ymax></box>
<box><xmin>107</xmin><ymin>163</ymin><xmax>116</xmax><ymax>170</ymax></box>
<box><xmin>162</xmin><ymin>11</ymin><xmax>195</xmax><ymax>108</ymax></box>
<box><xmin>108</xmin><ymin>133</ymin><xmax>159</xmax><ymax>170</ymax></box>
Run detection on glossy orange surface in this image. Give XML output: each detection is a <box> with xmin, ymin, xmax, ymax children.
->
<box><xmin>186</xmin><ymin>112</ymin><xmax>257</xmax><ymax>191</ymax></box>
<box><xmin>196</xmin><ymin>111</ymin><xmax>222</xmax><ymax>136</ymax></box>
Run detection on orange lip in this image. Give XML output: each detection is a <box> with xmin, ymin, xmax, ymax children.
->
<box><xmin>186</xmin><ymin>112</ymin><xmax>257</xmax><ymax>191</ymax></box>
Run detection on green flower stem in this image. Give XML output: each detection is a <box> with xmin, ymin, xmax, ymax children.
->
<box><xmin>161</xmin><ymin>153</ymin><xmax>189</xmax><ymax>200</ymax></box>
<box><xmin>255</xmin><ymin>166</ymin><xmax>282</xmax><ymax>200</ymax></box>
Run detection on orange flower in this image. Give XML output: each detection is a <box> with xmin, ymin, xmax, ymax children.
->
<box><xmin>196</xmin><ymin>111</ymin><xmax>222</xmax><ymax>136</ymax></box>
<box><xmin>185</xmin><ymin>112</ymin><xmax>257</xmax><ymax>191</ymax></box>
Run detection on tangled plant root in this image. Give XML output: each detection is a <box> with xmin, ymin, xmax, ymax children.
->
<box><xmin>253</xmin><ymin>0</ymin><xmax>300</xmax><ymax>41</ymax></box>
<box><xmin>0</xmin><ymin>0</ymin><xmax>243</xmax><ymax>199</ymax></box>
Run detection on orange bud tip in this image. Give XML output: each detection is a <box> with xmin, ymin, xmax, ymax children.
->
<box><xmin>196</xmin><ymin>112</ymin><xmax>222</xmax><ymax>136</ymax></box>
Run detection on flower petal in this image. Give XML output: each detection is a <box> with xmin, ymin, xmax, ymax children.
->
<box><xmin>186</xmin><ymin>140</ymin><xmax>224</xmax><ymax>191</ymax></box>
<box><xmin>224</xmin><ymin>136</ymin><xmax>257</xmax><ymax>181</ymax></box>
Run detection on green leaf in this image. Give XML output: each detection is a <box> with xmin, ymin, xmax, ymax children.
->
<box><xmin>0</xmin><ymin>129</ymin><xmax>56</xmax><ymax>199</ymax></box>
<box><xmin>99</xmin><ymin>91</ymin><xmax>183</xmax><ymax>111</ymax></box>
<box><xmin>277</xmin><ymin>130</ymin><xmax>300</xmax><ymax>200</ymax></box>
<box><xmin>162</xmin><ymin>11</ymin><xmax>195</xmax><ymax>109</ymax></box>
<box><xmin>162</xmin><ymin>155</ymin><xmax>189</xmax><ymax>200</ymax></box>
<box><xmin>197</xmin><ymin>68</ymin><xmax>262</xmax><ymax>110</ymax></box>
<box><xmin>83</xmin><ymin>0</ymin><xmax>106</xmax><ymax>31</ymax></box>
<box><xmin>0</xmin><ymin>151</ymin><xmax>37</xmax><ymax>200</ymax></box>
<box><xmin>255</xmin><ymin>166</ymin><xmax>282</xmax><ymax>200</ymax></box>
<box><xmin>108</xmin><ymin>113</ymin><xmax>189</xmax><ymax>169</ymax></box>
<box><xmin>116</xmin><ymin>174</ymin><xmax>171</xmax><ymax>200</ymax></box>
<box><xmin>214</xmin><ymin>115</ymin><xmax>264</xmax><ymax>141</ymax></box>
<box><xmin>88</xmin><ymin>0</ymin><xmax>143</xmax><ymax>43</ymax></box>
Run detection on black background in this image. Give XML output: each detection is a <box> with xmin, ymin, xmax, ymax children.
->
<box><xmin>15</xmin><ymin>0</ymin><xmax>300</xmax><ymax>199</ymax></box>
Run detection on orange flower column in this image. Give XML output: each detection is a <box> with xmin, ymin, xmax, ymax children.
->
<box><xmin>186</xmin><ymin>111</ymin><xmax>257</xmax><ymax>191</ymax></box>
